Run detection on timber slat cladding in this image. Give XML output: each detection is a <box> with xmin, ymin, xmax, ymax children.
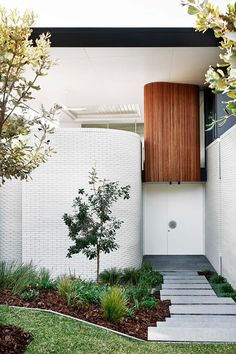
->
<box><xmin>144</xmin><ymin>82</ymin><xmax>200</xmax><ymax>182</ymax></box>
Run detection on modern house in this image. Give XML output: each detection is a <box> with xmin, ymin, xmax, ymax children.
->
<box><xmin>1</xmin><ymin>26</ymin><xmax>236</xmax><ymax>288</ymax></box>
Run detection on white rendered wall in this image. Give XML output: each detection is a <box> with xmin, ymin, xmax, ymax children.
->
<box><xmin>205</xmin><ymin>140</ymin><xmax>221</xmax><ymax>273</ymax></box>
<box><xmin>22</xmin><ymin>128</ymin><xmax>142</xmax><ymax>279</ymax></box>
<box><xmin>0</xmin><ymin>180</ymin><xmax>22</xmax><ymax>263</ymax></box>
<box><xmin>206</xmin><ymin>125</ymin><xmax>236</xmax><ymax>288</ymax></box>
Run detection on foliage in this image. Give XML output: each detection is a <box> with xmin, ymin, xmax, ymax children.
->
<box><xmin>199</xmin><ymin>269</ymin><xmax>216</xmax><ymax>279</ymax></box>
<box><xmin>221</xmin><ymin>283</ymin><xmax>234</xmax><ymax>293</ymax></box>
<box><xmin>63</xmin><ymin>168</ymin><xmax>130</xmax><ymax>282</ymax></box>
<box><xmin>73</xmin><ymin>280</ymin><xmax>107</xmax><ymax>305</ymax></box>
<box><xmin>57</xmin><ymin>277</ymin><xmax>77</xmax><ymax>306</ymax></box>
<box><xmin>121</xmin><ymin>267</ymin><xmax>140</xmax><ymax>285</ymax></box>
<box><xmin>35</xmin><ymin>268</ymin><xmax>56</xmax><ymax>290</ymax></box>
<box><xmin>141</xmin><ymin>296</ymin><xmax>157</xmax><ymax>309</ymax></box>
<box><xmin>101</xmin><ymin>287</ymin><xmax>128</xmax><ymax>323</ymax></box>
<box><xmin>20</xmin><ymin>288</ymin><xmax>39</xmax><ymax>300</ymax></box>
<box><xmin>210</xmin><ymin>274</ymin><xmax>226</xmax><ymax>284</ymax></box>
<box><xmin>182</xmin><ymin>0</ymin><xmax>236</xmax><ymax>128</ymax></box>
<box><xmin>0</xmin><ymin>6</ymin><xmax>60</xmax><ymax>185</ymax></box>
<box><xmin>0</xmin><ymin>261</ymin><xmax>38</xmax><ymax>294</ymax></box>
<box><xmin>99</xmin><ymin>268</ymin><xmax>122</xmax><ymax>285</ymax></box>
<box><xmin>125</xmin><ymin>285</ymin><xmax>149</xmax><ymax>302</ymax></box>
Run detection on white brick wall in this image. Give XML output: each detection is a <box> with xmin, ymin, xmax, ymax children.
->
<box><xmin>21</xmin><ymin>128</ymin><xmax>142</xmax><ymax>279</ymax></box>
<box><xmin>0</xmin><ymin>179</ymin><xmax>22</xmax><ymax>263</ymax></box>
<box><xmin>220</xmin><ymin>127</ymin><xmax>236</xmax><ymax>288</ymax></box>
<box><xmin>206</xmin><ymin>126</ymin><xmax>236</xmax><ymax>288</ymax></box>
<box><xmin>205</xmin><ymin>140</ymin><xmax>221</xmax><ymax>273</ymax></box>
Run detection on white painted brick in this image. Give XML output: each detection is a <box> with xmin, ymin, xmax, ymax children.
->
<box><xmin>21</xmin><ymin>128</ymin><xmax>142</xmax><ymax>279</ymax></box>
<box><xmin>206</xmin><ymin>126</ymin><xmax>236</xmax><ymax>289</ymax></box>
<box><xmin>0</xmin><ymin>179</ymin><xmax>22</xmax><ymax>263</ymax></box>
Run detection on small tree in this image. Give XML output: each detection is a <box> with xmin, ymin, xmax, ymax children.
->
<box><xmin>182</xmin><ymin>0</ymin><xmax>236</xmax><ymax>128</ymax></box>
<box><xmin>63</xmin><ymin>168</ymin><xmax>130</xmax><ymax>282</ymax></box>
<box><xmin>0</xmin><ymin>7</ymin><xmax>59</xmax><ymax>185</ymax></box>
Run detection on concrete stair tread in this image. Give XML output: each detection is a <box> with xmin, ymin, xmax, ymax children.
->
<box><xmin>170</xmin><ymin>304</ymin><xmax>236</xmax><ymax>315</ymax></box>
<box><xmin>164</xmin><ymin>276</ymin><xmax>206</xmax><ymax>280</ymax></box>
<box><xmin>156</xmin><ymin>321</ymin><xmax>236</xmax><ymax>328</ymax></box>
<box><xmin>164</xmin><ymin>279</ymin><xmax>208</xmax><ymax>284</ymax></box>
<box><xmin>161</xmin><ymin>295</ymin><xmax>234</xmax><ymax>304</ymax></box>
<box><xmin>162</xmin><ymin>283</ymin><xmax>212</xmax><ymax>289</ymax></box>
<box><xmin>148</xmin><ymin>327</ymin><xmax>236</xmax><ymax>342</ymax></box>
<box><xmin>169</xmin><ymin>315</ymin><xmax>236</xmax><ymax>321</ymax></box>
<box><xmin>161</xmin><ymin>289</ymin><xmax>215</xmax><ymax>296</ymax></box>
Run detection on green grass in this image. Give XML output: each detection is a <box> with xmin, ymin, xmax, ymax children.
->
<box><xmin>1</xmin><ymin>306</ymin><xmax>236</xmax><ymax>354</ymax></box>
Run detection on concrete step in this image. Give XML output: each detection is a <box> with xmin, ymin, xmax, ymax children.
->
<box><xmin>164</xmin><ymin>276</ymin><xmax>206</xmax><ymax>280</ymax></box>
<box><xmin>162</xmin><ymin>283</ymin><xmax>211</xmax><ymax>289</ymax></box>
<box><xmin>161</xmin><ymin>295</ymin><xmax>234</xmax><ymax>304</ymax></box>
<box><xmin>161</xmin><ymin>289</ymin><xmax>215</xmax><ymax>296</ymax></box>
<box><xmin>161</xmin><ymin>272</ymin><xmax>199</xmax><ymax>276</ymax></box>
<box><xmin>148</xmin><ymin>327</ymin><xmax>236</xmax><ymax>342</ymax></box>
<box><xmin>170</xmin><ymin>304</ymin><xmax>236</xmax><ymax>315</ymax></box>
<box><xmin>168</xmin><ymin>315</ymin><xmax>236</xmax><ymax>322</ymax></box>
<box><xmin>164</xmin><ymin>279</ymin><xmax>208</xmax><ymax>284</ymax></box>
<box><xmin>156</xmin><ymin>320</ymin><xmax>236</xmax><ymax>328</ymax></box>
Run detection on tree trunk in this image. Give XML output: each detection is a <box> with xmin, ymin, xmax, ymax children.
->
<box><xmin>96</xmin><ymin>244</ymin><xmax>100</xmax><ymax>283</ymax></box>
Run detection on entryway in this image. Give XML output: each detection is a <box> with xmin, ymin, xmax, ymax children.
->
<box><xmin>143</xmin><ymin>183</ymin><xmax>205</xmax><ymax>255</ymax></box>
<box><xmin>143</xmin><ymin>255</ymin><xmax>214</xmax><ymax>272</ymax></box>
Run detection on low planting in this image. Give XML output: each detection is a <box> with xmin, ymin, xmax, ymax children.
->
<box><xmin>0</xmin><ymin>262</ymin><xmax>166</xmax><ymax>339</ymax></box>
<box><xmin>0</xmin><ymin>262</ymin><xmax>56</xmax><ymax>296</ymax></box>
<box><xmin>101</xmin><ymin>287</ymin><xmax>128</xmax><ymax>323</ymax></box>
<box><xmin>200</xmin><ymin>269</ymin><xmax>236</xmax><ymax>301</ymax></box>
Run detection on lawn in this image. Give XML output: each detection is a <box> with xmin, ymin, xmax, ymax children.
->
<box><xmin>1</xmin><ymin>305</ymin><xmax>236</xmax><ymax>354</ymax></box>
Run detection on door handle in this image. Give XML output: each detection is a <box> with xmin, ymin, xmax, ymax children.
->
<box><xmin>168</xmin><ymin>220</ymin><xmax>177</xmax><ymax>229</ymax></box>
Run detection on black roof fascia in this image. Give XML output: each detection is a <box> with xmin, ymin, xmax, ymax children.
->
<box><xmin>31</xmin><ymin>27</ymin><xmax>219</xmax><ymax>47</ymax></box>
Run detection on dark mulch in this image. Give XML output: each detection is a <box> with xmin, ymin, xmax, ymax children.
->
<box><xmin>0</xmin><ymin>289</ymin><xmax>170</xmax><ymax>340</ymax></box>
<box><xmin>0</xmin><ymin>325</ymin><xmax>32</xmax><ymax>354</ymax></box>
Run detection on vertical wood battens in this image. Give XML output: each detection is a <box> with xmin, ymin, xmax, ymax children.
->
<box><xmin>144</xmin><ymin>82</ymin><xmax>200</xmax><ymax>182</ymax></box>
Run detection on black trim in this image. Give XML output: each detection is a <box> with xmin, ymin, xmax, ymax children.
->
<box><xmin>31</xmin><ymin>27</ymin><xmax>219</xmax><ymax>47</ymax></box>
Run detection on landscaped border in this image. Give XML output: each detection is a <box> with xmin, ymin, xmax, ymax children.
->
<box><xmin>7</xmin><ymin>305</ymin><xmax>145</xmax><ymax>342</ymax></box>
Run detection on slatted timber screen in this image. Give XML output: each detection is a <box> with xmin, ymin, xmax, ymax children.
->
<box><xmin>144</xmin><ymin>82</ymin><xmax>200</xmax><ymax>182</ymax></box>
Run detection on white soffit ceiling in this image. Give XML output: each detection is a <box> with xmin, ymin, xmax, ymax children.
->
<box><xmin>30</xmin><ymin>47</ymin><xmax>220</xmax><ymax>122</ymax></box>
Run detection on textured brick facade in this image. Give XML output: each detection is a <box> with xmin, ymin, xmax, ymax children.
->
<box><xmin>1</xmin><ymin>129</ymin><xmax>142</xmax><ymax>280</ymax></box>
<box><xmin>206</xmin><ymin>125</ymin><xmax>236</xmax><ymax>288</ymax></box>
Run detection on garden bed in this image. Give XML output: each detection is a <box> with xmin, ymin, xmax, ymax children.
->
<box><xmin>0</xmin><ymin>324</ymin><xmax>32</xmax><ymax>354</ymax></box>
<box><xmin>0</xmin><ymin>289</ymin><xmax>170</xmax><ymax>340</ymax></box>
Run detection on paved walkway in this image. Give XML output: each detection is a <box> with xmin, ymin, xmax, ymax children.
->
<box><xmin>148</xmin><ymin>271</ymin><xmax>236</xmax><ymax>342</ymax></box>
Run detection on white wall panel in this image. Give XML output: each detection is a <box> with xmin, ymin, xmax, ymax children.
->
<box><xmin>220</xmin><ymin>127</ymin><xmax>236</xmax><ymax>288</ymax></box>
<box><xmin>205</xmin><ymin>140</ymin><xmax>221</xmax><ymax>273</ymax></box>
<box><xmin>22</xmin><ymin>128</ymin><xmax>142</xmax><ymax>279</ymax></box>
<box><xmin>143</xmin><ymin>183</ymin><xmax>204</xmax><ymax>255</ymax></box>
<box><xmin>206</xmin><ymin>126</ymin><xmax>236</xmax><ymax>288</ymax></box>
<box><xmin>0</xmin><ymin>179</ymin><xmax>22</xmax><ymax>263</ymax></box>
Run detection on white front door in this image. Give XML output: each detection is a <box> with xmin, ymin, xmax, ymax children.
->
<box><xmin>143</xmin><ymin>184</ymin><xmax>204</xmax><ymax>255</ymax></box>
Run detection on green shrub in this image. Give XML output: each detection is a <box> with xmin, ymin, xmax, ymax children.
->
<box><xmin>57</xmin><ymin>277</ymin><xmax>77</xmax><ymax>306</ymax></box>
<box><xmin>35</xmin><ymin>268</ymin><xmax>56</xmax><ymax>290</ymax></box>
<box><xmin>199</xmin><ymin>269</ymin><xmax>216</xmax><ymax>279</ymax></box>
<box><xmin>141</xmin><ymin>296</ymin><xmax>157</xmax><ymax>309</ymax></box>
<box><xmin>221</xmin><ymin>283</ymin><xmax>234</xmax><ymax>293</ymax></box>
<box><xmin>125</xmin><ymin>285</ymin><xmax>149</xmax><ymax>301</ymax></box>
<box><xmin>0</xmin><ymin>262</ymin><xmax>15</xmax><ymax>289</ymax></box>
<box><xmin>0</xmin><ymin>262</ymin><xmax>38</xmax><ymax>293</ymax></box>
<box><xmin>121</xmin><ymin>267</ymin><xmax>140</xmax><ymax>285</ymax></box>
<box><xmin>21</xmin><ymin>289</ymin><xmax>39</xmax><ymax>301</ymax></box>
<box><xmin>101</xmin><ymin>287</ymin><xmax>128</xmax><ymax>323</ymax></box>
<box><xmin>141</xmin><ymin>263</ymin><xmax>153</xmax><ymax>272</ymax></box>
<box><xmin>74</xmin><ymin>281</ymin><xmax>106</xmax><ymax>305</ymax></box>
<box><xmin>99</xmin><ymin>268</ymin><xmax>122</xmax><ymax>286</ymax></box>
<box><xmin>138</xmin><ymin>271</ymin><xmax>163</xmax><ymax>288</ymax></box>
<box><xmin>210</xmin><ymin>275</ymin><xmax>226</xmax><ymax>284</ymax></box>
